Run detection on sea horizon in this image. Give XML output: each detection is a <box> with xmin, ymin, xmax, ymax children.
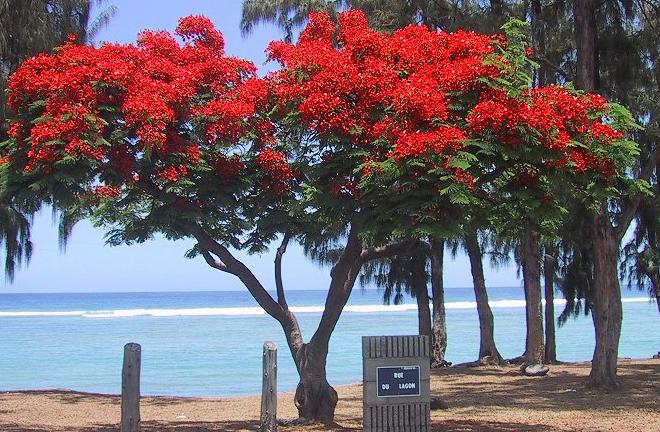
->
<box><xmin>1</xmin><ymin>287</ymin><xmax>657</xmax><ymax>397</ymax></box>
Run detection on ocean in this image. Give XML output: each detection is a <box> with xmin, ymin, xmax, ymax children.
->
<box><xmin>0</xmin><ymin>287</ymin><xmax>657</xmax><ymax>397</ymax></box>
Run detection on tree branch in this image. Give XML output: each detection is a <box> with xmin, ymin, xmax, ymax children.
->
<box><xmin>187</xmin><ymin>223</ymin><xmax>287</xmax><ymax>323</ymax></box>
<box><xmin>616</xmin><ymin>148</ymin><xmax>660</xmax><ymax>241</ymax></box>
<box><xmin>360</xmin><ymin>238</ymin><xmax>416</xmax><ymax>262</ymax></box>
<box><xmin>200</xmin><ymin>248</ymin><xmax>229</xmax><ymax>272</ymax></box>
<box><xmin>310</xmin><ymin>221</ymin><xmax>364</xmax><ymax>349</ymax></box>
<box><xmin>274</xmin><ymin>232</ymin><xmax>291</xmax><ymax>308</ymax></box>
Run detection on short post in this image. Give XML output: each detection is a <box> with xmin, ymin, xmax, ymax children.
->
<box><xmin>260</xmin><ymin>341</ymin><xmax>277</xmax><ymax>432</ymax></box>
<box><xmin>121</xmin><ymin>342</ymin><xmax>141</xmax><ymax>432</ymax></box>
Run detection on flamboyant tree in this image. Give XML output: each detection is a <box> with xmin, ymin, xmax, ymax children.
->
<box><xmin>0</xmin><ymin>12</ymin><xmax>468</xmax><ymax>422</ymax></box>
<box><xmin>1</xmin><ymin>10</ymin><xmax>641</xmax><ymax>420</ymax></box>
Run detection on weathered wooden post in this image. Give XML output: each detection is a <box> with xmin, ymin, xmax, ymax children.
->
<box><xmin>121</xmin><ymin>342</ymin><xmax>141</xmax><ymax>432</ymax></box>
<box><xmin>363</xmin><ymin>335</ymin><xmax>431</xmax><ymax>431</ymax></box>
<box><xmin>260</xmin><ymin>341</ymin><xmax>277</xmax><ymax>432</ymax></box>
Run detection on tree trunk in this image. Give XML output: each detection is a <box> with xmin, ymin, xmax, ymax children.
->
<box><xmin>192</xmin><ymin>222</ymin><xmax>368</xmax><ymax>423</ymax></box>
<box><xmin>295</xmin><ymin>224</ymin><xmax>364</xmax><ymax>422</ymax></box>
<box><xmin>465</xmin><ymin>230</ymin><xmax>504</xmax><ymax>364</ymax></box>
<box><xmin>574</xmin><ymin>0</ymin><xmax>599</xmax><ymax>92</ymax></box>
<box><xmin>412</xmin><ymin>247</ymin><xmax>432</xmax><ymax>338</ymax></box>
<box><xmin>292</xmin><ymin>342</ymin><xmax>338</xmax><ymax>422</ymax></box>
<box><xmin>430</xmin><ymin>239</ymin><xmax>448</xmax><ymax>367</ymax></box>
<box><xmin>530</xmin><ymin>0</ymin><xmax>547</xmax><ymax>87</ymax></box>
<box><xmin>572</xmin><ymin>0</ymin><xmax>623</xmax><ymax>389</ymax></box>
<box><xmin>521</xmin><ymin>228</ymin><xmax>545</xmax><ymax>365</ymax></box>
<box><xmin>588</xmin><ymin>211</ymin><xmax>622</xmax><ymax>389</ymax></box>
<box><xmin>543</xmin><ymin>243</ymin><xmax>557</xmax><ymax>364</ymax></box>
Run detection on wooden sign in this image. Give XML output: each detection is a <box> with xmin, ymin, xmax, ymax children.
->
<box><xmin>362</xmin><ymin>336</ymin><xmax>430</xmax><ymax>431</ymax></box>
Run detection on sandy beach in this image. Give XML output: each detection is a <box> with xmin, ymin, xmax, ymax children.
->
<box><xmin>1</xmin><ymin>358</ymin><xmax>658</xmax><ymax>432</ymax></box>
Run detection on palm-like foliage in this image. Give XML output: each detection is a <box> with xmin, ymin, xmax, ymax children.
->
<box><xmin>0</xmin><ymin>203</ymin><xmax>33</xmax><ymax>281</ymax></box>
<box><xmin>241</xmin><ymin>0</ymin><xmax>344</xmax><ymax>41</ymax></box>
<box><xmin>240</xmin><ymin>0</ymin><xmax>463</xmax><ymax>37</ymax></box>
<box><xmin>1</xmin><ymin>0</ymin><xmax>114</xmax><ymax>280</ymax></box>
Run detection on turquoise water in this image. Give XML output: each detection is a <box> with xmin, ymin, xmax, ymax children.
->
<box><xmin>0</xmin><ymin>288</ymin><xmax>657</xmax><ymax>396</ymax></box>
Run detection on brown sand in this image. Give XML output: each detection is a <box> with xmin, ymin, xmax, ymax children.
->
<box><xmin>1</xmin><ymin>359</ymin><xmax>658</xmax><ymax>432</ymax></box>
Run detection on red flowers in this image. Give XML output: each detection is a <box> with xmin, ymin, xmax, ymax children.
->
<box><xmin>256</xmin><ymin>148</ymin><xmax>296</xmax><ymax>195</ymax></box>
<box><xmin>2</xmin><ymin>10</ymin><xmax>630</xmax><ymax>217</ymax></box>
<box><xmin>268</xmin><ymin>10</ymin><xmax>501</xmax><ymax>153</ymax></box>
<box><xmin>466</xmin><ymin>86</ymin><xmax>624</xmax><ymax>176</ymax></box>
<box><xmin>92</xmin><ymin>185</ymin><xmax>121</xmax><ymax>199</ymax></box>
<box><xmin>5</xmin><ymin>15</ymin><xmax>271</xmax><ymax>195</ymax></box>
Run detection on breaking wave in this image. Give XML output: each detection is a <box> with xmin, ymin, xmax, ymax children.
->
<box><xmin>0</xmin><ymin>297</ymin><xmax>652</xmax><ymax>318</ymax></box>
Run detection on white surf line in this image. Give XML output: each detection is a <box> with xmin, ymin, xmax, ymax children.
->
<box><xmin>0</xmin><ymin>297</ymin><xmax>653</xmax><ymax>318</ymax></box>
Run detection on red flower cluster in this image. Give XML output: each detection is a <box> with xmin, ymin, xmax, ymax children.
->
<box><xmin>157</xmin><ymin>165</ymin><xmax>188</xmax><ymax>182</ymax></box>
<box><xmin>92</xmin><ymin>185</ymin><xmax>121</xmax><ymax>199</ymax></box>
<box><xmin>392</xmin><ymin>127</ymin><xmax>466</xmax><ymax>160</ymax></box>
<box><xmin>3</xmin><ymin>11</ymin><xmax>629</xmax><ymax>215</ymax></box>
<box><xmin>6</xmin><ymin>15</ymin><xmax>269</xmax><ymax>190</ymax></box>
<box><xmin>215</xmin><ymin>154</ymin><xmax>244</xmax><ymax>185</ymax></box>
<box><xmin>255</xmin><ymin>148</ymin><xmax>296</xmax><ymax>195</ymax></box>
<box><xmin>467</xmin><ymin>86</ymin><xmax>624</xmax><ymax>176</ymax></box>
<box><xmin>268</xmin><ymin>9</ymin><xmax>501</xmax><ymax>172</ymax></box>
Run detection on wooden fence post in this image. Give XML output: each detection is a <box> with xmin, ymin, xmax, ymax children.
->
<box><xmin>121</xmin><ymin>342</ymin><xmax>141</xmax><ymax>432</ymax></box>
<box><xmin>260</xmin><ymin>341</ymin><xmax>277</xmax><ymax>432</ymax></box>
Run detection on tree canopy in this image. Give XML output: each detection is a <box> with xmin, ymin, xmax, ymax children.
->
<box><xmin>0</xmin><ymin>9</ymin><xmax>645</xmax><ymax>418</ymax></box>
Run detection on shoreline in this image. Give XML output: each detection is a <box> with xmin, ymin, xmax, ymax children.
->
<box><xmin>1</xmin><ymin>358</ymin><xmax>658</xmax><ymax>432</ymax></box>
<box><xmin>4</xmin><ymin>356</ymin><xmax>657</xmax><ymax>400</ymax></box>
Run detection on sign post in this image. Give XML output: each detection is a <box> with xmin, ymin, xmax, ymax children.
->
<box><xmin>362</xmin><ymin>336</ymin><xmax>430</xmax><ymax>431</ymax></box>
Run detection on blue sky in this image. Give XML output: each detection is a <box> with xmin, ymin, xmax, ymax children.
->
<box><xmin>1</xmin><ymin>0</ymin><xmax>521</xmax><ymax>293</ymax></box>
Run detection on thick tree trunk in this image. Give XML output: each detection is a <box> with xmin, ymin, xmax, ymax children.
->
<box><xmin>295</xmin><ymin>226</ymin><xmax>363</xmax><ymax>422</ymax></box>
<box><xmin>412</xmin><ymin>247</ymin><xmax>432</xmax><ymax>338</ymax></box>
<box><xmin>192</xmin><ymin>223</ymin><xmax>370</xmax><ymax>423</ymax></box>
<box><xmin>588</xmin><ymin>211</ymin><xmax>623</xmax><ymax>389</ymax></box>
<box><xmin>274</xmin><ymin>307</ymin><xmax>338</xmax><ymax>422</ymax></box>
<box><xmin>573</xmin><ymin>1</ymin><xmax>623</xmax><ymax>389</ymax></box>
<box><xmin>292</xmin><ymin>342</ymin><xmax>338</xmax><ymax>422</ymax></box>
<box><xmin>521</xmin><ymin>228</ymin><xmax>545</xmax><ymax>365</ymax></box>
<box><xmin>573</xmin><ymin>0</ymin><xmax>599</xmax><ymax>92</ymax></box>
<box><xmin>430</xmin><ymin>239</ymin><xmax>448</xmax><ymax>367</ymax></box>
<box><xmin>465</xmin><ymin>230</ymin><xmax>504</xmax><ymax>364</ymax></box>
<box><xmin>543</xmin><ymin>243</ymin><xmax>557</xmax><ymax>364</ymax></box>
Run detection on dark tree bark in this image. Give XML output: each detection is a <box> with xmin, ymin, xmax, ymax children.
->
<box><xmin>543</xmin><ymin>243</ymin><xmax>557</xmax><ymax>364</ymax></box>
<box><xmin>573</xmin><ymin>0</ymin><xmax>599</xmax><ymax>92</ymax></box>
<box><xmin>191</xmin><ymin>223</ymin><xmax>414</xmax><ymax>422</ymax></box>
<box><xmin>520</xmin><ymin>228</ymin><xmax>545</xmax><ymax>365</ymax></box>
<box><xmin>294</xmin><ymin>225</ymin><xmax>364</xmax><ymax>421</ymax></box>
<box><xmin>430</xmin><ymin>239</ymin><xmax>448</xmax><ymax>367</ymax></box>
<box><xmin>490</xmin><ymin>0</ymin><xmax>504</xmax><ymax>17</ymax></box>
<box><xmin>588</xmin><ymin>210</ymin><xmax>623</xmax><ymax>389</ymax></box>
<box><xmin>530</xmin><ymin>0</ymin><xmax>547</xmax><ymax>87</ymax></box>
<box><xmin>465</xmin><ymin>229</ymin><xmax>504</xmax><ymax>364</ymax></box>
<box><xmin>572</xmin><ymin>0</ymin><xmax>624</xmax><ymax>390</ymax></box>
<box><xmin>412</xmin><ymin>246</ymin><xmax>432</xmax><ymax>339</ymax></box>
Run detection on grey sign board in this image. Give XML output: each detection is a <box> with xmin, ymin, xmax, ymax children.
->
<box><xmin>377</xmin><ymin>366</ymin><xmax>421</xmax><ymax>397</ymax></box>
<box><xmin>362</xmin><ymin>335</ymin><xmax>431</xmax><ymax>431</ymax></box>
